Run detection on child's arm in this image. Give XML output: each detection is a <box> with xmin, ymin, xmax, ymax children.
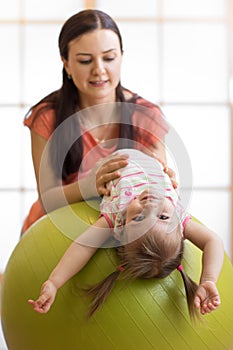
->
<box><xmin>183</xmin><ymin>219</ymin><xmax>224</xmax><ymax>315</ymax></box>
<box><xmin>28</xmin><ymin>216</ymin><xmax>111</xmax><ymax>313</ymax></box>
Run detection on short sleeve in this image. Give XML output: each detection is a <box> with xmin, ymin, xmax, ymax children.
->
<box><xmin>24</xmin><ymin>104</ymin><xmax>56</xmax><ymax>140</ymax></box>
<box><xmin>132</xmin><ymin>97</ymin><xmax>169</xmax><ymax>147</ymax></box>
<box><xmin>182</xmin><ymin>214</ymin><xmax>192</xmax><ymax>229</ymax></box>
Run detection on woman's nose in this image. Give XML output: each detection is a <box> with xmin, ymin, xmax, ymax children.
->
<box><xmin>92</xmin><ymin>60</ymin><xmax>106</xmax><ymax>75</ymax></box>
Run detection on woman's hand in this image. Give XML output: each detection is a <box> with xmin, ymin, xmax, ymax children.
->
<box><xmin>143</xmin><ymin>149</ymin><xmax>178</xmax><ymax>189</ymax></box>
<box><xmin>163</xmin><ymin>166</ymin><xmax>178</xmax><ymax>189</ymax></box>
<box><xmin>95</xmin><ymin>153</ymin><xmax>129</xmax><ymax>196</ymax></box>
<box><xmin>80</xmin><ymin>153</ymin><xmax>129</xmax><ymax>198</ymax></box>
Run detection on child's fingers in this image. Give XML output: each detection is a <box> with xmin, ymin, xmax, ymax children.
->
<box><xmin>35</xmin><ymin>294</ymin><xmax>51</xmax><ymax>308</ymax></box>
<box><xmin>28</xmin><ymin>299</ymin><xmax>42</xmax><ymax>313</ymax></box>
<box><xmin>200</xmin><ymin>301</ymin><xmax>212</xmax><ymax>315</ymax></box>
<box><xmin>201</xmin><ymin>299</ymin><xmax>220</xmax><ymax>315</ymax></box>
<box><xmin>201</xmin><ymin>304</ymin><xmax>213</xmax><ymax>315</ymax></box>
<box><xmin>205</xmin><ymin>297</ymin><xmax>221</xmax><ymax>309</ymax></box>
<box><xmin>28</xmin><ymin>298</ymin><xmax>51</xmax><ymax>313</ymax></box>
<box><xmin>33</xmin><ymin>306</ymin><xmax>47</xmax><ymax>314</ymax></box>
<box><xmin>28</xmin><ymin>295</ymin><xmax>48</xmax><ymax>307</ymax></box>
<box><xmin>28</xmin><ymin>299</ymin><xmax>36</xmax><ymax>308</ymax></box>
<box><xmin>201</xmin><ymin>306</ymin><xmax>207</xmax><ymax>315</ymax></box>
<box><xmin>36</xmin><ymin>304</ymin><xmax>51</xmax><ymax>314</ymax></box>
<box><xmin>194</xmin><ymin>296</ymin><xmax>201</xmax><ymax>309</ymax></box>
<box><xmin>213</xmin><ymin>298</ymin><xmax>221</xmax><ymax>306</ymax></box>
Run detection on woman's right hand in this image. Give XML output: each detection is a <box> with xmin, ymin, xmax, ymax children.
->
<box><xmin>82</xmin><ymin>153</ymin><xmax>129</xmax><ymax>198</ymax></box>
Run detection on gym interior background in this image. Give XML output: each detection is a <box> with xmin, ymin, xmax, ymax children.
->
<box><xmin>0</xmin><ymin>0</ymin><xmax>232</xmax><ymax>274</ymax></box>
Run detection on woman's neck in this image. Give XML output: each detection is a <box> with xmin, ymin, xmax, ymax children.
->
<box><xmin>78</xmin><ymin>103</ymin><xmax>121</xmax><ymax>129</ymax></box>
<box><xmin>79</xmin><ymin>90</ymin><xmax>117</xmax><ymax>110</ymax></box>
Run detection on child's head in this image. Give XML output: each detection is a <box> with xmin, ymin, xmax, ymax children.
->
<box><xmin>85</xmin><ymin>191</ymin><xmax>199</xmax><ymax>321</ymax></box>
<box><xmin>122</xmin><ymin>189</ymin><xmax>182</xmax><ymax>243</ymax></box>
<box><xmin>117</xmin><ymin>220</ymin><xmax>183</xmax><ymax>281</ymax></box>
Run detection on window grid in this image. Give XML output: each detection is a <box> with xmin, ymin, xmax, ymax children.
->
<box><xmin>0</xmin><ymin>0</ymin><xmax>232</xmax><ymax>268</ymax></box>
<box><xmin>228</xmin><ymin>0</ymin><xmax>233</xmax><ymax>260</ymax></box>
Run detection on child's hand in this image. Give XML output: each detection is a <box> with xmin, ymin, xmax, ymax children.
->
<box><xmin>194</xmin><ymin>281</ymin><xmax>221</xmax><ymax>315</ymax></box>
<box><xmin>28</xmin><ymin>280</ymin><xmax>57</xmax><ymax>314</ymax></box>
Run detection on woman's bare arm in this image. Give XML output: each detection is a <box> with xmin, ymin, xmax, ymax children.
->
<box><xmin>30</xmin><ymin>131</ymin><xmax>128</xmax><ymax>212</ymax></box>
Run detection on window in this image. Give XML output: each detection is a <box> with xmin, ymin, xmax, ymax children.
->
<box><xmin>0</xmin><ymin>0</ymin><xmax>232</xmax><ymax>273</ymax></box>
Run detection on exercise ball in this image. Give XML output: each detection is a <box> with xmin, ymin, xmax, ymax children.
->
<box><xmin>1</xmin><ymin>201</ymin><xmax>233</xmax><ymax>350</ymax></box>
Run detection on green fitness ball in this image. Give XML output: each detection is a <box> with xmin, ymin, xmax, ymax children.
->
<box><xmin>1</xmin><ymin>201</ymin><xmax>233</xmax><ymax>350</ymax></box>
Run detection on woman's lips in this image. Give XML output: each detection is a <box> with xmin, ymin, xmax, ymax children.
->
<box><xmin>89</xmin><ymin>80</ymin><xmax>108</xmax><ymax>87</ymax></box>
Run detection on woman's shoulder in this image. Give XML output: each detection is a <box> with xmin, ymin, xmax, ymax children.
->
<box><xmin>135</xmin><ymin>95</ymin><xmax>162</xmax><ymax>114</ymax></box>
<box><xmin>123</xmin><ymin>88</ymin><xmax>137</xmax><ymax>101</ymax></box>
<box><xmin>24</xmin><ymin>102</ymin><xmax>56</xmax><ymax>140</ymax></box>
<box><xmin>123</xmin><ymin>88</ymin><xmax>162</xmax><ymax>113</ymax></box>
<box><xmin>123</xmin><ymin>89</ymin><xmax>169</xmax><ymax>139</ymax></box>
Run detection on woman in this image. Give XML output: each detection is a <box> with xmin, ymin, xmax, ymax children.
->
<box><xmin>22</xmin><ymin>9</ymin><xmax>171</xmax><ymax>234</ymax></box>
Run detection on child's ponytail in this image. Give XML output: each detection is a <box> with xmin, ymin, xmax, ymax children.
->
<box><xmin>177</xmin><ymin>264</ymin><xmax>200</xmax><ymax>321</ymax></box>
<box><xmin>84</xmin><ymin>265</ymin><xmax>124</xmax><ymax>318</ymax></box>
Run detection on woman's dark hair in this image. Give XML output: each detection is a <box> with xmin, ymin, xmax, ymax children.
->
<box><xmin>26</xmin><ymin>9</ymin><xmax>135</xmax><ymax>180</ymax></box>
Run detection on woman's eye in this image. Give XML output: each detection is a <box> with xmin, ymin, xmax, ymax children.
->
<box><xmin>159</xmin><ymin>214</ymin><xmax>169</xmax><ymax>221</ymax></box>
<box><xmin>133</xmin><ymin>214</ymin><xmax>145</xmax><ymax>222</ymax></box>
<box><xmin>104</xmin><ymin>57</ymin><xmax>115</xmax><ymax>61</ymax></box>
<box><xmin>79</xmin><ymin>60</ymin><xmax>91</xmax><ymax>65</ymax></box>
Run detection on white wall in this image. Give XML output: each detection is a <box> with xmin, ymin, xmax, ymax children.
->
<box><xmin>0</xmin><ymin>0</ymin><xmax>231</xmax><ymax>273</ymax></box>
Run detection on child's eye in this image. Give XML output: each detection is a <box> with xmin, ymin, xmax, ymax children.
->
<box><xmin>133</xmin><ymin>214</ymin><xmax>145</xmax><ymax>222</ymax></box>
<box><xmin>159</xmin><ymin>214</ymin><xmax>169</xmax><ymax>220</ymax></box>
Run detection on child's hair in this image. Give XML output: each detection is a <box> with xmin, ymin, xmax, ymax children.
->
<box><xmin>85</xmin><ymin>226</ymin><xmax>200</xmax><ymax>321</ymax></box>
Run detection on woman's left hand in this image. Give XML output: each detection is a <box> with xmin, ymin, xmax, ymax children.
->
<box><xmin>163</xmin><ymin>166</ymin><xmax>178</xmax><ymax>189</ymax></box>
<box><xmin>144</xmin><ymin>150</ymin><xmax>178</xmax><ymax>189</ymax></box>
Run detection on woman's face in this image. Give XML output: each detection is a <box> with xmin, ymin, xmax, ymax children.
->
<box><xmin>62</xmin><ymin>29</ymin><xmax>123</xmax><ymax>108</ymax></box>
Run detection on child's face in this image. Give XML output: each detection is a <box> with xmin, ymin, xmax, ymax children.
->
<box><xmin>125</xmin><ymin>190</ymin><xmax>174</xmax><ymax>223</ymax></box>
<box><xmin>124</xmin><ymin>190</ymin><xmax>182</xmax><ymax>242</ymax></box>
